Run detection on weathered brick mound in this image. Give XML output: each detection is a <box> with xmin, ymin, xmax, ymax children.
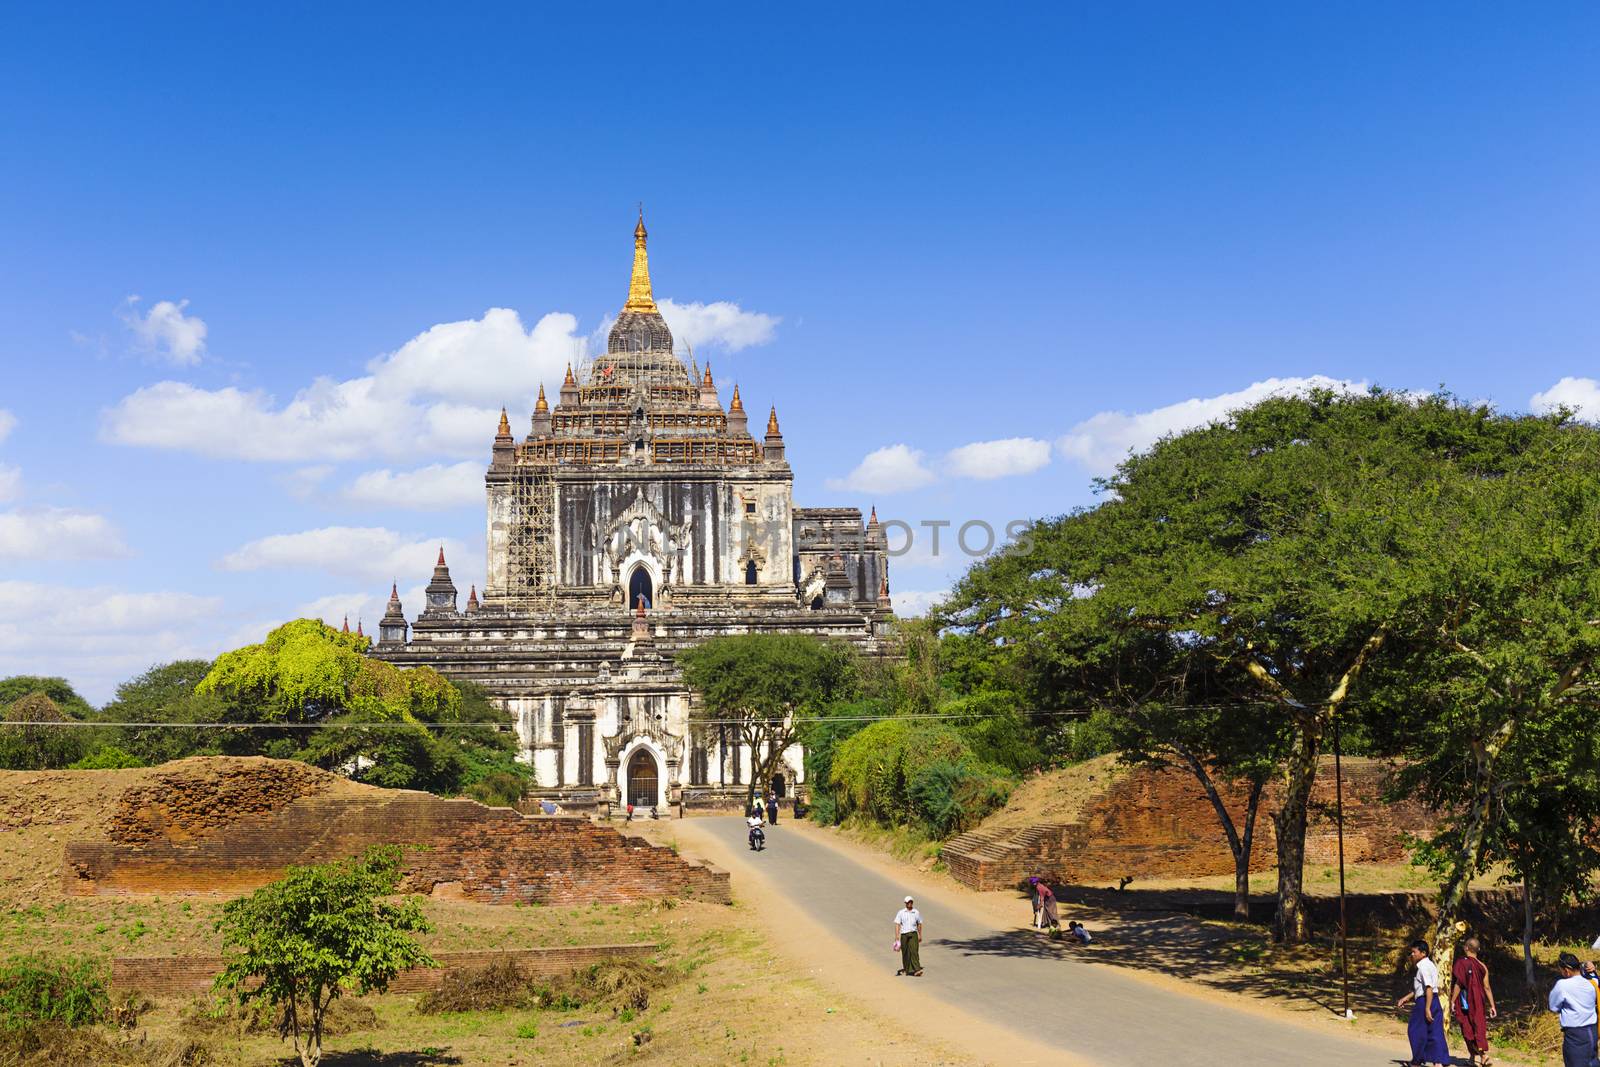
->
<box><xmin>945</xmin><ymin>756</ymin><xmax>1434</xmax><ymax>891</ymax></box>
<box><xmin>111</xmin><ymin>757</ymin><xmax>339</xmax><ymax>845</ymax></box>
<box><xmin>62</xmin><ymin>758</ymin><xmax>729</xmax><ymax>905</ymax></box>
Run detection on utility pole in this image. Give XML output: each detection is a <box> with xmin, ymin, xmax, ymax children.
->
<box><xmin>1334</xmin><ymin>712</ymin><xmax>1352</xmax><ymax>1020</ymax></box>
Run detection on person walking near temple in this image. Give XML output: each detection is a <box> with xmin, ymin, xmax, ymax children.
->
<box><xmin>1450</xmin><ymin>937</ymin><xmax>1497</xmax><ymax>1066</ymax></box>
<box><xmin>766</xmin><ymin>792</ymin><xmax>779</xmax><ymax>826</ymax></box>
<box><xmin>1550</xmin><ymin>951</ymin><xmax>1600</xmax><ymax>1067</ymax></box>
<box><xmin>1028</xmin><ymin>876</ymin><xmax>1059</xmax><ymax>933</ymax></box>
<box><xmin>1396</xmin><ymin>939</ymin><xmax>1450</xmax><ymax>1066</ymax></box>
<box><xmin>893</xmin><ymin>895</ymin><xmax>924</xmax><ymax>977</ymax></box>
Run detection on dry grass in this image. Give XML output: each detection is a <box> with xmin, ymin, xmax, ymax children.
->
<box><xmin>972</xmin><ymin>754</ymin><xmax>1126</xmax><ymax>836</ymax></box>
<box><xmin>0</xmin><ymin>1024</ymin><xmax>213</xmax><ymax>1067</ymax></box>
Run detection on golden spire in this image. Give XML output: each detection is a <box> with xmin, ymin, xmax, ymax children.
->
<box><xmin>563</xmin><ymin>363</ymin><xmax>575</xmax><ymax>386</ymax></box>
<box><xmin>766</xmin><ymin>406</ymin><xmax>780</xmax><ymax>435</ymax></box>
<box><xmin>535</xmin><ymin>383</ymin><xmax>548</xmax><ymax>413</ymax></box>
<box><xmin>623</xmin><ymin>209</ymin><xmax>657</xmax><ymax>314</ymax></box>
<box><xmin>729</xmin><ymin>383</ymin><xmax>744</xmax><ymax>413</ymax></box>
<box><xmin>702</xmin><ymin>362</ymin><xmax>713</xmax><ymax>388</ymax></box>
<box><xmin>496</xmin><ymin>407</ymin><xmax>511</xmax><ymax>438</ymax></box>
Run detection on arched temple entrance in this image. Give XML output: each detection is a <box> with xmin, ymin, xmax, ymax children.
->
<box><xmin>628</xmin><ymin>566</ymin><xmax>653</xmax><ymax>610</ymax></box>
<box><xmin>626</xmin><ymin>748</ymin><xmax>660</xmax><ymax>809</ymax></box>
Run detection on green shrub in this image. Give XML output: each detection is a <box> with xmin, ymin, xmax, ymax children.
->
<box><xmin>0</xmin><ymin>955</ymin><xmax>108</xmax><ymax>1029</ymax></box>
<box><xmin>831</xmin><ymin>719</ymin><xmax>1015</xmax><ymax>837</ymax></box>
<box><xmin>465</xmin><ymin>771</ymin><xmax>527</xmax><ymax>808</ymax></box>
<box><xmin>69</xmin><ymin>746</ymin><xmax>146</xmax><ymax>770</ymax></box>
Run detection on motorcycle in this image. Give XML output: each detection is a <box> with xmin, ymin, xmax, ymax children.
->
<box><xmin>748</xmin><ymin>824</ymin><xmax>766</xmax><ymax>851</ymax></box>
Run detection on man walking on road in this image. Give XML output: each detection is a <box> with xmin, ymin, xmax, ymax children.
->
<box><xmin>894</xmin><ymin>895</ymin><xmax>924</xmax><ymax>977</ymax></box>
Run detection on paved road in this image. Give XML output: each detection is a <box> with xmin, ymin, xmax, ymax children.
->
<box><xmin>697</xmin><ymin>817</ymin><xmax>1403</xmax><ymax>1067</ymax></box>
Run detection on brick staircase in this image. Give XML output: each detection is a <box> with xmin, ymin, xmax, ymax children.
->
<box><xmin>943</xmin><ymin>823</ymin><xmax>1065</xmax><ymax>892</ymax></box>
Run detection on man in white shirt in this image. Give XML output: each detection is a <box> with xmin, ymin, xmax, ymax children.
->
<box><xmin>893</xmin><ymin>895</ymin><xmax>924</xmax><ymax>977</ymax></box>
<box><xmin>1549</xmin><ymin>951</ymin><xmax>1600</xmax><ymax>1067</ymax></box>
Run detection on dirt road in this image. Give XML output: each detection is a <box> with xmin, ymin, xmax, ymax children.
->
<box><xmin>679</xmin><ymin>815</ymin><xmax>1403</xmax><ymax>1067</ymax></box>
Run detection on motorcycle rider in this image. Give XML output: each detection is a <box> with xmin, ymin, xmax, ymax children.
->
<box><xmin>747</xmin><ymin>806</ymin><xmax>766</xmax><ymax>851</ymax></box>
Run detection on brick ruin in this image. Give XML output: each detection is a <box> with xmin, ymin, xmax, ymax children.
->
<box><xmin>63</xmin><ymin>757</ymin><xmax>729</xmax><ymax>905</ymax></box>
<box><xmin>944</xmin><ymin>756</ymin><xmax>1434</xmax><ymax>892</ymax></box>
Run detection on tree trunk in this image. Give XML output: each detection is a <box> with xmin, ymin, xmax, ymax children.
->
<box><xmin>1522</xmin><ymin>871</ymin><xmax>1536</xmax><ymax>989</ymax></box>
<box><xmin>1272</xmin><ymin>718</ymin><xmax>1318</xmax><ymax>943</ymax></box>
<box><xmin>1235</xmin><ymin>778</ymin><xmax>1264</xmax><ymax>921</ymax></box>
<box><xmin>1173</xmin><ymin>743</ymin><xmax>1261</xmax><ymax>922</ymax></box>
<box><xmin>1430</xmin><ymin>745</ymin><xmax>1499</xmax><ymax>962</ymax></box>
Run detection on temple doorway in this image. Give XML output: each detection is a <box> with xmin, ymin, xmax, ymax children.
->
<box><xmin>628</xmin><ymin>566</ymin><xmax>653</xmax><ymax>610</ymax></box>
<box><xmin>626</xmin><ymin>748</ymin><xmax>659</xmax><ymax>809</ymax></box>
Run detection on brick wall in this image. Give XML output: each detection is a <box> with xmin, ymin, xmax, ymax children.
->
<box><xmin>111</xmin><ymin>944</ymin><xmax>657</xmax><ymax>996</ymax></box>
<box><xmin>64</xmin><ymin>761</ymin><xmax>729</xmax><ymax>905</ymax></box>
<box><xmin>945</xmin><ymin>757</ymin><xmax>1433</xmax><ymax>891</ymax></box>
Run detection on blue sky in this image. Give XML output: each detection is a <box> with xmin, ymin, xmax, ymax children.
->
<box><xmin>2</xmin><ymin>4</ymin><xmax>1597</xmax><ymax>702</ymax></box>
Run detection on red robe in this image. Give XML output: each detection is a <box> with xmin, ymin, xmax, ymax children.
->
<box><xmin>1452</xmin><ymin>955</ymin><xmax>1488</xmax><ymax>1051</ymax></box>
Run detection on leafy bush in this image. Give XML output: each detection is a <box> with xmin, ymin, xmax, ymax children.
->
<box><xmin>908</xmin><ymin>757</ymin><xmax>1015</xmax><ymax>837</ymax></box>
<box><xmin>1047</xmin><ymin>708</ymin><xmax>1120</xmax><ymax>765</ymax></box>
<box><xmin>0</xmin><ymin>955</ymin><xmax>107</xmax><ymax>1029</ymax></box>
<box><xmin>69</xmin><ymin>746</ymin><xmax>146</xmax><ymax>770</ymax></box>
<box><xmin>830</xmin><ymin>719</ymin><xmax>1014</xmax><ymax>837</ymax></box>
<box><xmin>0</xmin><ymin>694</ymin><xmax>89</xmax><ymax>771</ymax></box>
<box><xmin>465</xmin><ymin>772</ymin><xmax>527</xmax><ymax>808</ymax></box>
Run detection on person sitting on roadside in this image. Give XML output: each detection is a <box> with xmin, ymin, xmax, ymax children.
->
<box><xmin>1065</xmin><ymin>920</ymin><xmax>1093</xmax><ymax>945</ymax></box>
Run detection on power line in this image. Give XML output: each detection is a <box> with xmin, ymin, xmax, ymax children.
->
<box><xmin>0</xmin><ymin>700</ymin><xmax>1362</xmax><ymax>732</ymax></box>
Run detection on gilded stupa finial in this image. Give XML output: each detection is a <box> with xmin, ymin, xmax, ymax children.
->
<box><xmin>624</xmin><ymin>208</ymin><xmax>657</xmax><ymax>314</ymax></box>
<box><xmin>564</xmin><ymin>363</ymin><xmax>576</xmax><ymax>386</ymax></box>
<box><xmin>729</xmin><ymin>384</ymin><xmax>744</xmax><ymax>413</ymax></box>
<box><xmin>535</xmin><ymin>383</ymin><xmax>548</xmax><ymax>413</ymax></box>
<box><xmin>496</xmin><ymin>407</ymin><xmax>511</xmax><ymax>439</ymax></box>
<box><xmin>767</xmin><ymin>406</ymin><xmax>781</xmax><ymax>435</ymax></box>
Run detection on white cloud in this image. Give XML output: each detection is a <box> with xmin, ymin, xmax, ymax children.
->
<box><xmin>0</xmin><ymin>507</ymin><xmax>130</xmax><ymax>561</ymax></box>
<box><xmin>826</xmin><ymin>444</ymin><xmax>937</xmax><ymax>494</ymax></box>
<box><xmin>101</xmin><ymin>308</ymin><xmax>583</xmax><ymax>463</ymax></box>
<box><xmin>888</xmin><ymin>589</ymin><xmax>948</xmax><ymax>618</ymax></box>
<box><xmin>945</xmin><ymin>437</ymin><xmax>1051</xmax><ymax>480</ymax></box>
<box><xmin>218</xmin><ymin>526</ymin><xmax>466</xmax><ymax>584</ymax></box>
<box><xmin>122</xmin><ymin>296</ymin><xmax>208</xmax><ymax>365</ymax></box>
<box><xmin>344</xmin><ymin>462</ymin><xmax>482</xmax><ymax>510</ymax></box>
<box><xmin>657</xmin><ymin>299</ymin><xmax>779</xmax><ymax>353</ymax></box>
<box><xmin>368</xmin><ymin>307</ymin><xmax>585</xmax><ymax>406</ymax></box>
<box><xmin>0</xmin><ymin>581</ymin><xmax>225</xmax><ymax>705</ymax></box>
<box><xmin>1057</xmin><ymin>375</ymin><xmax>1367</xmax><ymax>476</ymax></box>
<box><xmin>0</xmin><ymin>466</ymin><xmax>20</xmax><ymax>504</ymax></box>
<box><xmin>0</xmin><ymin>410</ymin><xmax>15</xmax><ymax>444</ymax></box>
<box><xmin>1531</xmin><ymin>377</ymin><xmax>1600</xmax><ymax>421</ymax></box>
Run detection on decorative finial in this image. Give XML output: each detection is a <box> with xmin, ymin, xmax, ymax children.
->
<box><xmin>870</xmin><ymin>505</ymin><xmax>878</xmax><ymax>524</ymax></box>
<box><xmin>564</xmin><ymin>363</ymin><xmax>576</xmax><ymax>386</ymax></box>
<box><xmin>389</xmin><ymin>582</ymin><xmax>399</xmax><ymax>600</ymax></box>
<box><xmin>535</xmin><ymin>383</ymin><xmax>548</xmax><ymax>413</ymax></box>
<box><xmin>729</xmin><ymin>384</ymin><xmax>743</xmax><ymax>413</ymax></box>
<box><xmin>624</xmin><ymin>210</ymin><xmax>657</xmax><ymax>313</ymax></box>
<box><xmin>356</xmin><ymin>618</ymin><xmax>363</xmax><ymax>636</ymax></box>
<box><xmin>341</xmin><ymin>614</ymin><xmax>350</xmax><ymax>633</ymax></box>
<box><xmin>636</xmin><ymin>593</ymin><xmax>646</xmax><ymax>617</ymax></box>
<box><xmin>702</xmin><ymin>362</ymin><xmax>713</xmax><ymax>388</ymax></box>
<box><xmin>496</xmin><ymin>407</ymin><xmax>511</xmax><ymax>439</ymax></box>
<box><xmin>766</xmin><ymin>406</ymin><xmax>781</xmax><ymax>435</ymax></box>
<box><xmin>437</xmin><ymin>545</ymin><xmax>446</xmax><ymax>567</ymax></box>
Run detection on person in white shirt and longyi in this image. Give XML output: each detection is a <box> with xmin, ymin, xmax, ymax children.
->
<box><xmin>1549</xmin><ymin>951</ymin><xmax>1600</xmax><ymax>1067</ymax></box>
<box><xmin>892</xmin><ymin>895</ymin><xmax>924</xmax><ymax>977</ymax></box>
<box><xmin>1396</xmin><ymin>939</ymin><xmax>1450</xmax><ymax>1067</ymax></box>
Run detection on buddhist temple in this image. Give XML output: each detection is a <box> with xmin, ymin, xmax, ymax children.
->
<box><xmin>370</xmin><ymin>215</ymin><xmax>893</xmax><ymax>809</ymax></box>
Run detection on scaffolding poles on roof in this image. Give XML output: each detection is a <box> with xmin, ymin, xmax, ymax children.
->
<box><xmin>505</xmin><ymin>464</ymin><xmax>556</xmax><ymax>613</ymax></box>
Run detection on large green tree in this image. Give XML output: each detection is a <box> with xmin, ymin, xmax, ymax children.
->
<box><xmin>941</xmin><ymin>390</ymin><xmax>1600</xmax><ymax>943</ymax></box>
<box><xmin>1361</xmin><ymin>416</ymin><xmax>1600</xmax><ymax>963</ymax></box>
<box><xmin>679</xmin><ymin>633</ymin><xmax>858</xmax><ymax>812</ymax></box>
